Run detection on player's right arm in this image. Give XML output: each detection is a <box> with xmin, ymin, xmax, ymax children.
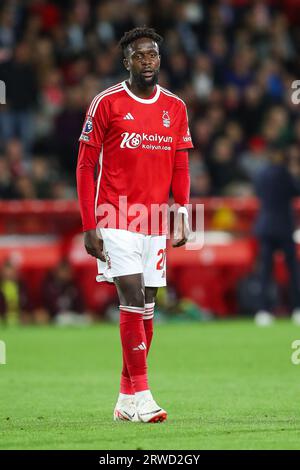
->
<box><xmin>76</xmin><ymin>142</ymin><xmax>105</xmax><ymax>260</ymax></box>
<box><xmin>76</xmin><ymin>96</ymin><xmax>110</xmax><ymax>260</ymax></box>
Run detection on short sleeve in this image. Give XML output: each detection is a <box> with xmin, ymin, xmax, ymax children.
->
<box><xmin>79</xmin><ymin>96</ymin><xmax>110</xmax><ymax>148</ymax></box>
<box><xmin>176</xmin><ymin>102</ymin><xmax>193</xmax><ymax>151</ymax></box>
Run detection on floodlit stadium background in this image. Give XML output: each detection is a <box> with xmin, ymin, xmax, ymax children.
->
<box><xmin>0</xmin><ymin>0</ymin><xmax>300</xmax><ymax>323</ymax></box>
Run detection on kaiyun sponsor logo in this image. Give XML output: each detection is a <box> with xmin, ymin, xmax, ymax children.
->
<box><xmin>120</xmin><ymin>132</ymin><xmax>173</xmax><ymax>149</ymax></box>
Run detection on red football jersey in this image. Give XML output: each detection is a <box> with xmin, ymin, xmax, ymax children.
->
<box><xmin>78</xmin><ymin>81</ymin><xmax>193</xmax><ymax>234</ymax></box>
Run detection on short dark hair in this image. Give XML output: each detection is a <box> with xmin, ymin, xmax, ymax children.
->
<box><xmin>119</xmin><ymin>26</ymin><xmax>163</xmax><ymax>56</ymax></box>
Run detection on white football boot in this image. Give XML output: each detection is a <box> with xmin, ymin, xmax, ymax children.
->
<box><xmin>113</xmin><ymin>396</ymin><xmax>140</xmax><ymax>422</ymax></box>
<box><xmin>136</xmin><ymin>395</ymin><xmax>167</xmax><ymax>423</ymax></box>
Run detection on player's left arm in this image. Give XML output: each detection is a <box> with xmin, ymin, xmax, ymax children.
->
<box><xmin>172</xmin><ymin>101</ymin><xmax>193</xmax><ymax>248</ymax></box>
<box><xmin>172</xmin><ymin>149</ymin><xmax>191</xmax><ymax>247</ymax></box>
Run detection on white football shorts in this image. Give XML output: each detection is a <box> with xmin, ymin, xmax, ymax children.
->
<box><xmin>96</xmin><ymin>228</ymin><xmax>167</xmax><ymax>287</ymax></box>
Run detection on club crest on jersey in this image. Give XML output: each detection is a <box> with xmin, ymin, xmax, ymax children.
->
<box><xmin>162</xmin><ymin>110</ymin><xmax>170</xmax><ymax>128</ymax></box>
<box><xmin>83</xmin><ymin>117</ymin><xmax>93</xmax><ymax>134</ymax></box>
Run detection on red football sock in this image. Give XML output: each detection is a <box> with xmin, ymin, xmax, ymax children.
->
<box><xmin>120</xmin><ymin>353</ymin><xmax>133</xmax><ymax>395</ymax></box>
<box><xmin>119</xmin><ymin>306</ymin><xmax>149</xmax><ymax>393</ymax></box>
<box><xmin>143</xmin><ymin>302</ymin><xmax>155</xmax><ymax>355</ymax></box>
<box><xmin>120</xmin><ymin>319</ymin><xmax>153</xmax><ymax>393</ymax></box>
<box><xmin>119</xmin><ymin>303</ymin><xmax>155</xmax><ymax>394</ymax></box>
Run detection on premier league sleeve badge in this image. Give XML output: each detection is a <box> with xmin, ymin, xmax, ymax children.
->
<box><xmin>83</xmin><ymin>117</ymin><xmax>93</xmax><ymax>134</ymax></box>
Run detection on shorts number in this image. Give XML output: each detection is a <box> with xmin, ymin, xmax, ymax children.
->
<box><xmin>156</xmin><ymin>249</ymin><xmax>166</xmax><ymax>270</ymax></box>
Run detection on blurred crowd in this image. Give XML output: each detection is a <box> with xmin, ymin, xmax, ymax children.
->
<box><xmin>0</xmin><ymin>257</ymin><xmax>90</xmax><ymax>325</ymax></box>
<box><xmin>0</xmin><ymin>256</ymin><xmax>209</xmax><ymax>325</ymax></box>
<box><xmin>0</xmin><ymin>0</ymin><xmax>300</xmax><ymax>200</ymax></box>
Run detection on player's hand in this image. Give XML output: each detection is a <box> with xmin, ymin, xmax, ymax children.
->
<box><xmin>84</xmin><ymin>229</ymin><xmax>106</xmax><ymax>261</ymax></box>
<box><xmin>172</xmin><ymin>213</ymin><xmax>190</xmax><ymax>248</ymax></box>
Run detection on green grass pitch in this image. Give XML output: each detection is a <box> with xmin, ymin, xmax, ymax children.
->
<box><xmin>1</xmin><ymin>320</ymin><xmax>300</xmax><ymax>450</ymax></box>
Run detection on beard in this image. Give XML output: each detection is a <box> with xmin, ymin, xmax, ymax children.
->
<box><xmin>132</xmin><ymin>68</ymin><xmax>159</xmax><ymax>89</ymax></box>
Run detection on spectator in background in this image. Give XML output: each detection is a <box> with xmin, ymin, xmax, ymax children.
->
<box><xmin>14</xmin><ymin>174</ymin><xmax>37</xmax><ymax>199</ymax></box>
<box><xmin>41</xmin><ymin>259</ymin><xmax>87</xmax><ymax>324</ymax></box>
<box><xmin>31</xmin><ymin>157</ymin><xmax>53</xmax><ymax>198</ymax></box>
<box><xmin>0</xmin><ymin>41</ymin><xmax>38</xmax><ymax>153</ymax></box>
<box><xmin>192</xmin><ymin>53</ymin><xmax>213</xmax><ymax>100</ymax></box>
<box><xmin>287</xmin><ymin>144</ymin><xmax>300</xmax><ymax>180</ymax></box>
<box><xmin>189</xmin><ymin>150</ymin><xmax>211</xmax><ymax>197</ymax></box>
<box><xmin>4</xmin><ymin>138</ymin><xmax>27</xmax><ymax>176</ymax></box>
<box><xmin>207</xmin><ymin>136</ymin><xmax>247</xmax><ymax>195</ymax></box>
<box><xmin>29</xmin><ymin>0</ymin><xmax>61</xmax><ymax>34</ymax></box>
<box><xmin>0</xmin><ymin>157</ymin><xmax>15</xmax><ymax>199</ymax></box>
<box><xmin>0</xmin><ymin>259</ymin><xmax>31</xmax><ymax>325</ymax></box>
<box><xmin>53</xmin><ymin>86</ymin><xmax>85</xmax><ymax>180</ymax></box>
<box><xmin>254</xmin><ymin>147</ymin><xmax>300</xmax><ymax>326</ymax></box>
<box><xmin>239</xmin><ymin>136</ymin><xmax>268</xmax><ymax>182</ymax></box>
<box><xmin>155</xmin><ymin>285</ymin><xmax>210</xmax><ymax>322</ymax></box>
<box><xmin>0</xmin><ymin>6</ymin><xmax>16</xmax><ymax>53</ymax></box>
<box><xmin>238</xmin><ymin>83</ymin><xmax>268</xmax><ymax>137</ymax></box>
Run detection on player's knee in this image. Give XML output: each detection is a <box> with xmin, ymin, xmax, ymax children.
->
<box><xmin>122</xmin><ymin>282</ymin><xmax>145</xmax><ymax>307</ymax></box>
<box><xmin>145</xmin><ymin>287</ymin><xmax>158</xmax><ymax>303</ymax></box>
<box><xmin>126</xmin><ymin>290</ymin><xmax>145</xmax><ymax>308</ymax></box>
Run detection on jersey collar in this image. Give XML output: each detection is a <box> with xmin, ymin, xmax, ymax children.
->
<box><xmin>122</xmin><ymin>80</ymin><xmax>161</xmax><ymax>104</ymax></box>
